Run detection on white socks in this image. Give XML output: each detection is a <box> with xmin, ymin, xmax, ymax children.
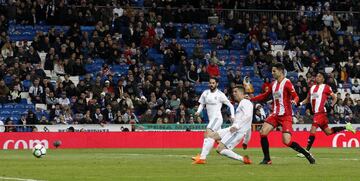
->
<box><xmin>220</xmin><ymin>149</ymin><xmax>243</xmax><ymax>161</ymax></box>
<box><xmin>200</xmin><ymin>137</ymin><xmax>215</xmax><ymax>159</ymax></box>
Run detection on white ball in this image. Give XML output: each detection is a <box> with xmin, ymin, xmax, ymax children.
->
<box><xmin>32</xmin><ymin>144</ymin><xmax>46</xmax><ymax>158</ymax></box>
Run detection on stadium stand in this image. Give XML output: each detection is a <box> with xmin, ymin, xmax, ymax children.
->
<box><xmin>0</xmin><ymin>0</ymin><xmax>360</xmax><ymax>131</ymax></box>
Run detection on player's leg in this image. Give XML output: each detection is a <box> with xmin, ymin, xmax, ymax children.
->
<box><xmin>259</xmin><ymin>115</ymin><xmax>277</xmax><ymax>164</ymax></box>
<box><xmin>193</xmin><ymin>117</ymin><xmax>223</xmax><ymax>162</ymax></box>
<box><xmin>216</xmin><ymin>132</ymin><xmax>251</xmax><ymax>164</ymax></box>
<box><xmin>324</xmin><ymin>124</ymin><xmax>356</xmax><ymax>135</ymax></box>
<box><xmin>306</xmin><ymin>125</ymin><xmax>317</xmax><ymax>151</ymax></box>
<box><xmin>297</xmin><ymin>125</ymin><xmax>317</xmax><ymax>158</ymax></box>
<box><xmin>281</xmin><ymin>118</ymin><xmax>315</xmax><ymax>164</ymax></box>
<box><xmin>192</xmin><ymin>128</ymin><xmax>214</xmax><ymax>162</ymax></box>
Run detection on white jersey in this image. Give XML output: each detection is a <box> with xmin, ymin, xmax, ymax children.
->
<box><xmin>197</xmin><ymin>89</ymin><xmax>234</xmax><ymax>120</ymax></box>
<box><xmin>233</xmin><ymin>99</ymin><xmax>253</xmax><ymax>132</ymax></box>
<box><xmin>217</xmin><ymin>99</ymin><xmax>253</xmax><ymax>150</ymax></box>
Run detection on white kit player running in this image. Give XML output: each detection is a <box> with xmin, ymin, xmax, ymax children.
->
<box><xmin>193</xmin><ymin>85</ymin><xmax>253</xmax><ymax>164</ymax></box>
<box><xmin>191</xmin><ymin>77</ymin><xmax>235</xmax><ymax>163</ymax></box>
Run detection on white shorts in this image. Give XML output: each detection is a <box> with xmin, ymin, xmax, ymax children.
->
<box><xmin>217</xmin><ymin>128</ymin><xmax>245</xmax><ymax>150</ymax></box>
<box><xmin>206</xmin><ymin>116</ymin><xmax>223</xmax><ymax>131</ymax></box>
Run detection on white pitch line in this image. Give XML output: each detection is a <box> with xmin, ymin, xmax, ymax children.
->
<box><xmin>0</xmin><ymin>176</ymin><xmax>45</xmax><ymax>181</ymax></box>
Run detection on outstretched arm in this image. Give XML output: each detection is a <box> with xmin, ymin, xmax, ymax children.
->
<box><xmin>250</xmin><ymin>88</ymin><xmax>272</xmax><ymax>102</ymax></box>
<box><xmin>196</xmin><ymin>104</ymin><xmax>205</xmax><ymax>115</ymax></box>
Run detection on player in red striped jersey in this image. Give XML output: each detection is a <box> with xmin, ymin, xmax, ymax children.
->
<box><xmin>251</xmin><ymin>63</ymin><xmax>315</xmax><ymax>164</ymax></box>
<box><xmin>297</xmin><ymin>72</ymin><xmax>356</xmax><ymax>157</ymax></box>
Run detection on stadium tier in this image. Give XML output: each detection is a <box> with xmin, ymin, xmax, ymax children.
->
<box><xmin>0</xmin><ymin>1</ymin><xmax>359</xmax><ymax>130</ymax></box>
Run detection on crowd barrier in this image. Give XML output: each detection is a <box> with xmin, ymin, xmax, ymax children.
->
<box><xmin>0</xmin><ymin>131</ymin><xmax>358</xmax><ymax>150</ymax></box>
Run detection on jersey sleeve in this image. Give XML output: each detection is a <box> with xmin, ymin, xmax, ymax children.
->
<box><xmin>324</xmin><ymin>85</ymin><xmax>333</xmax><ymax>96</ymax></box>
<box><xmin>286</xmin><ymin>80</ymin><xmax>299</xmax><ymax>103</ymax></box>
<box><xmin>250</xmin><ymin>83</ymin><xmax>272</xmax><ymax>102</ymax></box>
<box><xmin>198</xmin><ymin>91</ymin><xmax>206</xmax><ymax>104</ymax></box>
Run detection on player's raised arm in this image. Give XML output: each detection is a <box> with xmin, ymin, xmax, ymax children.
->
<box><xmin>327</xmin><ymin>86</ymin><xmax>337</xmax><ymax>107</ymax></box>
<box><xmin>250</xmin><ymin>87</ymin><xmax>272</xmax><ymax>102</ymax></box>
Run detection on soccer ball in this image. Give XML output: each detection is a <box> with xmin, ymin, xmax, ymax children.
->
<box><xmin>32</xmin><ymin>144</ymin><xmax>46</xmax><ymax>158</ymax></box>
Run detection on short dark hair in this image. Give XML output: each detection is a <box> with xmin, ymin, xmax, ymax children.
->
<box><xmin>233</xmin><ymin>85</ymin><xmax>245</xmax><ymax>93</ymax></box>
<box><xmin>272</xmin><ymin>62</ymin><xmax>285</xmax><ymax>72</ymax></box>
<box><xmin>209</xmin><ymin>77</ymin><xmax>219</xmax><ymax>83</ymax></box>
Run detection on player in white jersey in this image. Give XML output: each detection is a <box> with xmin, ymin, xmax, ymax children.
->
<box><xmin>191</xmin><ymin>77</ymin><xmax>235</xmax><ymax>163</ymax></box>
<box><xmin>193</xmin><ymin>85</ymin><xmax>253</xmax><ymax>164</ymax></box>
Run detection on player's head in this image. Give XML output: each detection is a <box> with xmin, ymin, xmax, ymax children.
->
<box><xmin>316</xmin><ymin>72</ymin><xmax>326</xmax><ymax>84</ymax></box>
<box><xmin>271</xmin><ymin>63</ymin><xmax>285</xmax><ymax>79</ymax></box>
<box><xmin>232</xmin><ymin>85</ymin><xmax>246</xmax><ymax>102</ymax></box>
<box><xmin>209</xmin><ymin>77</ymin><xmax>219</xmax><ymax>92</ymax></box>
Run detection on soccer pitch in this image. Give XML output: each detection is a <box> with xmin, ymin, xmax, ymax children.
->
<box><xmin>0</xmin><ymin>148</ymin><xmax>358</xmax><ymax>181</ymax></box>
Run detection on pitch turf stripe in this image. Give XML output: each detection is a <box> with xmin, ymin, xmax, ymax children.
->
<box><xmin>0</xmin><ymin>176</ymin><xmax>45</xmax><ymax>181</ymax></box>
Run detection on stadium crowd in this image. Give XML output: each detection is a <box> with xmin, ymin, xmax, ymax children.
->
<box><xmin>0</xmin><ymin>0</ymin><xmax>360</xmax><ymax>131</ymax></box>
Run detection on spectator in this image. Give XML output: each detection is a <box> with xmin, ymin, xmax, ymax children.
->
<box><xmin>190</xmin><ymin>26</ymin><xmax>201</xmax><ymax>39</ymax></box>
<box><xmin>153</xmin><ymin>109</ymin><xmax>168</xmax><ymax>124</ymax></box>
<box><xmin>206</xmin><ymin>24</ymin><xmax>218</xmax><ymax>39</ymax></box>
<box><xmin>254</xmin><ymin>104</ymin><xmax>266</xmax><ymax>123</ymax></box>
<box><xmin>26</xmin><ymin>111</ymin><xmax>39</xmax><ymax>125</ymax></box>
<box><xmin>246</xmin><ymin>38</ymin><xmax>261</xmax><ymax>53</ymax></box>
<box><xmin>1</xmin><ymin>41</ymin><xmax>13</xmax><ymax>59</ymax></box>
<box><xmin>140</xmin><ymin>31</ymin><xmax>154</xmax><ymax>48</ymax></box>
<box><xmin>122</xmin><ymin>108</ymin><xmax>138</xmax><ymax>123</ymax></box>
<box><xmin>29</xmin><ymin>79</ymin><xmax>44</xmax><ymax>103</ymax></box>
<box><xmin>58</xmin><ymin>91</ymin><xmax>70</xmax><ymax>107</ymax></box>
<box><xmin>4</xmin><ymin>118</ymin><xmax>16</xmax><ymax>132</ymax></box>
<box><xmin>192</xmin><ymin>42</ymin><xmax>204</xmax><ymax>59</ymax></box>
<box><xmin>141</xmin><ymin>109</ymin><xmax>153</xmax><ymax>124</ymax></box>
<box><xmin>9</xmin><ymin>84</ymin><xmax>21</xmax><ymax>103</ymax></box>
<box><xmin>334</xmin><ymin>99</ymin><xmax>345</xmax><ymax>120</ymax></box>
<box><xmin>261</xmin><ymin>77</ymin><xmax>271</xmax><ymax>93</ymax></box>
<box><xmin>322</xmin><ymin>10</ymin><xmax>334</xmax><ymax>27</ymax></box>
<box><xmin>164</xmin><ymin>22</ymin><xmax>177</xmax><ymax>39</ymax></box>
<box><xmin>113</xmin><ymin>4</ymin><xmax>123</xmax><ymax>17</ymax></box>
<box><xmin>0</xmin><ymin>79</ymin><xmax>9</xmax><ymax>103</ymax></box>
<box><xmin>176</xmin><ymin>109</ymin><xmax>187</xmax><ymax>124</ymax></box>
<box><xmin>243</xmin><ymin>76</ymin><xmax>254</xmax><ymax>94</ymax></box>
<box><xmin>352</xmin><ymin>79</ymin><xmax>360</xmax><ymax>94</ymax></box>
<box><xmin>169</xmin><ymin>94</ymin><xmax>180</xmax><ymax>110</ymax></box>
<box><xmin>187</xmin><ymin>64</ymin><xmax>199</xmax><ymax>83</ymax></box>
<box><xmin>102</xmin><ymin>104</ymin><xmax>115</xmax><ymax>123</ymax></box>
<box><xmin>198</xmin><ymin>65</ymin><xmax>210</xmax><ymax>82</ymax></box>
<box><xmin>207</xmin><ymin>61</ymin><xmax>220</xmax><ymax>78</ymax></box>
<box><xmin>155</xmin><ymin>22</ymin><xmax>165</xmax><ymax>39</ymax></box>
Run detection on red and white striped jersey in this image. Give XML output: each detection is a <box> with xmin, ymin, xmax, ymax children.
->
<box><xmin>309</xmin><ymin>84</ymin><xmax>333</xmax><ymax>114</ymax></box>
<box><xmin>251</xmin><ymin>78</ymin><xmax>299</xmax><ymax>116</ymax></box>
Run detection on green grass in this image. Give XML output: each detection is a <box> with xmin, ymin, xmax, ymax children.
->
<box><xmin>0</xmin><ymin>148</ymin><xmax>359</xmax><ymax>181</ymax></box>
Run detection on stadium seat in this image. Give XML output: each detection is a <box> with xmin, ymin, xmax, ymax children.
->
<box><xmin>14</xmin><ymin>104</ymin><xmax>25</xmax><ymax>109</ymax></box>
<box><xmin>25</xmin><ymin>104</ymin><xmax>35</xmax><ymax>110</ymax></box>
